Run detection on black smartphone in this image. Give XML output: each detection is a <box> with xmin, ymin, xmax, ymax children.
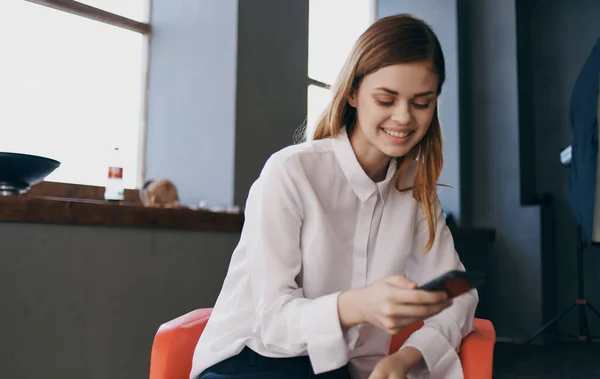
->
<box><xmin>417</xmin><ymin>270</ymin><xmax>485</xmax><ymax>299</ymax></box>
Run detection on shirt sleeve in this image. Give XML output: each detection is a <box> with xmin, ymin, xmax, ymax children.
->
<box><xmin>243</xmin><ymin>156</ymin><xmax>358</xmax><ymax>374</ymax></box>
<box><xmin>400</xmin><ymin>199</ymin><xmax>479</xmax><ymax>379</ymax></box>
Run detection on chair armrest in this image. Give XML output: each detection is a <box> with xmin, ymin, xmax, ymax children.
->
<box><xmin>149</xmin><ymin>308</ymin><xmax>213</xmax><ymax>379</ymax></box>
<box><xmin>460</xmin><ymin>318</ymin><xmax>496</xmax><ymax>379</ymax></box>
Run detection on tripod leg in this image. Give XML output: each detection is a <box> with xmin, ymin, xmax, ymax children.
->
<box><xmin>579</xmin><ymin>301</ymin><xmax>591</xmax><ymax>344</ymax></box>
<box><xmin>575</xmin><ymin>226</ymin><xmax>591</xmax><ymax>343</ymax></box>
<box><xmin>586</xmin><ymin>302</ymin><xmax>600</xmax><ymax>320</ymax></box>
<box><xmin>524</xmin><ymin>303</ymin><xmax>576</xmax><ymax>344</ymax></box>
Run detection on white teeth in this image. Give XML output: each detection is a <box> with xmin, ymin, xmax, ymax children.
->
<box><xmin>383</xmin><ymin>129</ymin><xmax>411</xmax><ymax>138</ymax></box>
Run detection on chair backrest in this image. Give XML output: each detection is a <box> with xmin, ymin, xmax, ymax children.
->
<box><xmin>149</xmin><ymin>308</ymin><xmax>212</xmax><ymax>379</ymax></box>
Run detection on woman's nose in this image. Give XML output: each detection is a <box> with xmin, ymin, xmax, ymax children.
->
<box><xmin>390</xmin><ymin>102</ymin><xmax>411</xmax><ymax>125</ymax></box>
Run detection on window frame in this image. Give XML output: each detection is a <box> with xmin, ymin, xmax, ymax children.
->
<box><xmin>27</xmin><ymin>0</ymin><xmax>151</xmax><ymax>34</ymax></box>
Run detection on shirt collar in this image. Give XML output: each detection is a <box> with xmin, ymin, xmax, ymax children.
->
<box><xmin>377</xmin><ymin>159</ymin><xmax>398</xmax><ymax>204</ymax></box>
<box><xmin>332</xmin><ymin>127</ymin><xmax>397</xmax><ymax>203</ymax></box>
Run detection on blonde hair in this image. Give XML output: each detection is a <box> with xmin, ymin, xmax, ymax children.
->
<box><xmin>310</xmin><ymin>14</ymin><xmax>445</xmax><ymax>252</ymax></box>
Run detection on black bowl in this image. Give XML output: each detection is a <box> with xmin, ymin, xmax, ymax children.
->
<box><xmin>0</xmin><ymin>152</ymin><xmax>61</xmax><ymax>195</ymax></box>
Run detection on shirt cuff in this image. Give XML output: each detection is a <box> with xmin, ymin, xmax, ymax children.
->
<box><xmin>301</xmin><ymin>292</ymin><xmax>350</xmax><ymax>374</ymax></box>
<box><xmin>401</xmin><ymin>326</ymin><xmax>464</xmax><ymax>379</ymax></box>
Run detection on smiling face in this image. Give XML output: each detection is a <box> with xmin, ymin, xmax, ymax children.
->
<box><xmin>311</xmin><ymin>13</ymin><xmax>446</xmax><ymax>249</ymax></box>
<box><xmin>347</xmin><ymin>61</ymin><xmax>439</xmax><ymax>175</ymax></box>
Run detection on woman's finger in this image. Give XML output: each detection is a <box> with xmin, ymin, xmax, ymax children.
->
<box><xmin>390</xmin><ymin>288</ymin><xmax>449</xmax><ymax>305</ymax></box>
<box><xmin>385</xmin><ymin>300</ymin><xmax>452</xmax><ymax>319</ymax></box>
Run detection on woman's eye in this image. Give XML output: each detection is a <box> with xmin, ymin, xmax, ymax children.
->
<box><xmin>413</xmin><ymin>102</ymin><xmax>430</xmax><ymax>109</ymax></box>
<box><xmin>376</xmin><ymin>99</ymin><xmax>394</xmax><ymax>107</ymax></box>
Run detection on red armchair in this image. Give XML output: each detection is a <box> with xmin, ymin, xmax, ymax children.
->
<box><xmin>149</xmin><ymin>308</ymin><xmax>495</xmax><ymax>379</ymax></box>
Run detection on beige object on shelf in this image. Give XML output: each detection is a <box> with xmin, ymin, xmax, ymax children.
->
<box><xmin>139</xmin><ymin>179</ymin><xmax>182</xmax><ymax>208</ymax></box>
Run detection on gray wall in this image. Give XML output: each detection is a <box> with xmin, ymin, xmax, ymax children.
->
<box><xmin>234</xmin><ymin>0</ymin><xmax>309</xmax><ymax>205</ymax></box>
<box><xmin>377</xmin><ymin>0</ymin><xmax>462</xmax><ymax>222</ymax></box>
<box><xmin>465</xmin><ymin>0</ymin><xmax>544</xmax><ymax>341</ymax></box>
<box><xmin>529</xmin><ymin>0</ymin><xmax>600</xmax><ymax>337</ymax></box>
<box><xmin>145</xmin><ymin>0</ymin><xmax>238</xmax><ymax>207</ymax></box>
<box><xmin>0</xmin><ymin>222</ymin><xmax>239</xmax><ymax>379</ymax></box>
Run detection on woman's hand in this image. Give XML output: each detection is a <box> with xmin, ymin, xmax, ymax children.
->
<box><xmin>338</xmin><ymin>275</ymin><xmax>451</xmax><ymax>334</ymax></box>
<box><xmin>368</xmin><ymin>347</ymin><xmax>423</xmax><ymax>379</ymax></box>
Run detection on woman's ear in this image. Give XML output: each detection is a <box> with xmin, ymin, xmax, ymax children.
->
<box><xmin>347</xmin><ymin>91</ymin><xmax>358</xmax><ymax>108</ymax></box>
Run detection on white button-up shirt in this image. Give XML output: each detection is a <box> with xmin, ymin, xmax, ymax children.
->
<box><xmin>190</xmin><ymin>128</ymin><xmax>478</xmax><ymax>379</ymax></box>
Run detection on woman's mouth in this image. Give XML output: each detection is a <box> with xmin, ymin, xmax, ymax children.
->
<box><xmin>382</xmin><ymin>128</ymin><xmax>413</xmax><ymax>139</ymax></box>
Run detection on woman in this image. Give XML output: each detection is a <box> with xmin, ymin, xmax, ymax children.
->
<box><xmin>190</xmin><ymin>14</ymin><xmax>478</xmax><ymax>379</ymax></box>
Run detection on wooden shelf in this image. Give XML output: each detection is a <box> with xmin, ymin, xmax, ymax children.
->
<box><xmin>0</xmin><ymin>195</ymin><xmax>244</xmax><ymax>232</ymax></box>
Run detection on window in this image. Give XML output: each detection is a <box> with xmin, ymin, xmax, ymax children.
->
<box><xmin>306</xmin><ymin>0</ymin><xmax>375</xmax><ymax>138</ymax></box>
<box><xmin>0</xmin><ymin>0</ymin><xmax>150</xmax><ymax>189</ymax></box>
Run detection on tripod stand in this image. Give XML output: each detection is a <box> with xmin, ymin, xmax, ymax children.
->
<box><xmin>525</xmin><ymin>226</ymin><xmax>600</xmax><ymax>344</ymax></box>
